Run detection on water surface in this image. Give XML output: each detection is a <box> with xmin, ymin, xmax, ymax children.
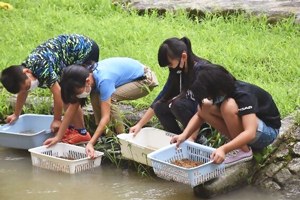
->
<box><xmin>0</xmin><ymin>147</ymin><xmax>298</xmax><ymax>200</ymax></box>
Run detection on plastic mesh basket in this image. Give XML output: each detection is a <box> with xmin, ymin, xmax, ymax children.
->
<box><xmin>28</xmin><ymin>143</ymin><xmax>104</xmax><ymax>174</ymax></box>
<box><xmin>117</xmin><ymin>127</ymin><xmax>176</xmax><ymax>166</ymax></box>
<box><xmin>147</xmin><ymin>141</ymin><xmax>225</xmax><ymax>187</ymax></box>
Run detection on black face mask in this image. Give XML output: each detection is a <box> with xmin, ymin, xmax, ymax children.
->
<box><xmin>169</xmin><ymin>61</ymin><xmax>184</xmax><ymax>74</ymax></box>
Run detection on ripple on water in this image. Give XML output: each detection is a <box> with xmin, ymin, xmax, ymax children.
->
<box><xmin>25</xmin><ymin>189</ymin><xmax>59</xmax><ymax>194</ymax></box>
<box><xmin>0</xmin><ymin>168</ymin><xmax>17</xmax><ymax>173</ymax></box>
<box><xmin>4</xmin><ymin>157</ymin><xmax>25</xmax><ymax>161</ymax></box>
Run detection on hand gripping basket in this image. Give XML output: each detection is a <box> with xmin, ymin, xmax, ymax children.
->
<box><xmin>28</xmin><ymin>143</ymin><xmax>104</xmax><ymax>174</ymax></box>
<box><xmin>117</xmin><ymin>127</ymin><xmax>176</xmax><ymax>166</ymax></box>
<box><xmin>147</xmin><ymin>141</ymin><xmax>225</xmax><ymax>187</ymax></box>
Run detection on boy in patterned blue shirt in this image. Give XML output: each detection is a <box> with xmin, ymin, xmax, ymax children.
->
<box><xmin>0</xmin><ymin>34</ymin><xmax>99</xmax><ymax>144</ymax></box>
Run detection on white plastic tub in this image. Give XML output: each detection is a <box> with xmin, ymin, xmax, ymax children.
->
<box><xmin>117</xmin><ymin>127</ymin><xmax>176</xmax><ymax>166</ymax></box>
<box><xmin>29</xmin><ymin>143</ymin><xmax>104</xmax><ymax>174</ymax></box>
<box><xmin>0</xmin><ymin>114</ymin><xmax>54</xmax><ymax>149</ymax></box>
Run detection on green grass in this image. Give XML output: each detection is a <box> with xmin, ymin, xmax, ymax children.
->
<box><xmin>0</xmin><ymin>0</ymin><xmax>299</xmax><ymax>120</ymax></box>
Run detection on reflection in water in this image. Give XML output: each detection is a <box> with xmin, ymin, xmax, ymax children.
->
<box><xmin>0</xmin><ymin>147</ymin><xmax>299</xmax><ymax>200</ymax></box>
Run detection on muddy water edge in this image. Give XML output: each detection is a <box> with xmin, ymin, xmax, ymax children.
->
<box><xmin>0</xmin><ymin>147</ymin><xmax>297</xmax><ymax>200</ymax></box>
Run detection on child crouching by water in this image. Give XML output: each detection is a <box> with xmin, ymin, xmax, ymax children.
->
<box><xmin>44</xmin><ymin>57</ymin><xmax>158</xmax><ymax>158</ymax></box>
<box><xmin>171</xmin><ymin>63</ymin><xmax>281</xmax><ymax>166</ymax></box>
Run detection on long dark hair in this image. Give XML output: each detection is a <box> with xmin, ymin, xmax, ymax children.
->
<box><xmin>157</xmin><ymin>37</ymin><xmax>211</xmax><ymax>101</ymax></box>
<box><xmin>60</xmin><ymin>65</ymin><xmax>90</xmax><ymax>106</ymax></box>
<box><xmin>190</xmin><ymin>63</ymin><xmax>236</xmax><ymax>107</ymax></box>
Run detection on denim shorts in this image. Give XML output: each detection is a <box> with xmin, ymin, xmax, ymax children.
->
<box><xmin>248</xmin><ymin>118</ymin><xmax>279</xmax><ymax>148</ymax></box>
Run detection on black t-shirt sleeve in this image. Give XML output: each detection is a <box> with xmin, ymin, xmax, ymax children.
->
<box><xmin>235</xmin><ymin>93</ymin><xmax>259</xmax><ymax>116</ymax></box>
<box><xmin>233</xmin><ymin>80</ymin><xmax>281</xmax><ymax>129</ymax></box>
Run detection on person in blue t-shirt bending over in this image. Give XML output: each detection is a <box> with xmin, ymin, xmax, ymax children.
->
<box><xmin>43</xmin><ymin>57</ymin><xmax>158</xmax><ymax>158</ymax></box>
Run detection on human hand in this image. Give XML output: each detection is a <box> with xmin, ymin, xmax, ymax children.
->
<box><xmin>50</xmin><ymin>119</ymin><xmax>61</xmax><ymax>133</ymax></box>
<box><xmin>210</xmin><ymin>147</ymin><xmax>226</xmax><ymax>164</ymax></box>
<box><xmin>43</xmin><ymin>136</ymin><xmax>60</xmax><ymax>148</ymax></box>
<box><xmin>170</xmin><ymin>134</ymin><xmax>186</xmax><ymax>148</ymax></box>
<box><xmin>5</xmin><ymin>113</ymin><xmax>19</xmax><ymax>124</ymax></box>
<box><xmin>85</xmin><ymin>143</ymin><xmax>97</xmax><ymax>159</ymax></box>
<box><xmin>129</xmin><ymin>124</ymin><xmax>142</xmax><ymax>137</ymax></box>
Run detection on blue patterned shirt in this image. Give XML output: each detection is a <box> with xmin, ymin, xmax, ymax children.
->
<box><xmin>22</xmin><ymin>34</ymin><xmax>94</xmax><ymax>88</ymax></box>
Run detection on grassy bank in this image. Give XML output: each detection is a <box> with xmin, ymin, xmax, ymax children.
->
<box><xmin>0</xmin><ymin>0</ymin><xmax>299</xmax><ymax>120</ymax></box>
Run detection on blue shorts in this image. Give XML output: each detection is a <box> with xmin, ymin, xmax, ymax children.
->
<box><xmin>248</xmin><ymin>118</ymin><xmax>279</xmax><ymax>148</ymax></box>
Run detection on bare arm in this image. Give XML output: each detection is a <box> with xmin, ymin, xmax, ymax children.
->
<box><xmin>180</xmin><ymin>108</ymin><xmax>204</xmax><ymax>139</ymax></box>
<box><xmin>88</xmin><ymin>98</ymin><xmax>111</xmax><ymax>146</ymax></box>
<box><xmin>137</xmin><ymin>108</ymin><xmax>155</xmax><ymax>127</ymax></box>
<box><xmin>85</xmin><ymin>98</ymin><xmax>111</xmax><ymax>158</ymax></box>
<box><xmin>50</xmin><ymin>82</ymin><xmax>63</xmax><ymax>132</ymax></box>
<box><xmin>57</xmin><ymin>103</ymin><xmax>80</xmax><ymax>140</ymax></box>
<box><xmin>171</xmin><ymin>106</ymin><xmax>204</xmax><ymax>148</ymax></box>
<box><xmin>15</xmin><ymin>92</ymin><xmax>28</xmax><ymax>116</ymax></box>
<box><xmin>50</xmin><ymin>82</ymin><xmax>63</xmax><ymax>121</ymax></box>
<box><xmin>130</xmin><ymin>107</ymin><xmax>155</xmax><ymax>136</ymax></box>
<box><xmin>5</xmin><ymin>91</ymin><xmax>28</xmax><ymax>124</ymax></box>
<box><xmin>43</xmin><ymin>102</ymin><xmax>80</xmax><ymax>147</ymax></box>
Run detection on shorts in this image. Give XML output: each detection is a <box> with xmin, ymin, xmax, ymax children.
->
<box><xmin>248</xmin><ymin>118</ymin><xmax>279</xmax><ymax>148</ymax></box>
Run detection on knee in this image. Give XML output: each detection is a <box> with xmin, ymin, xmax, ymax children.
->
<box><xmin>153</xmin><ymin>101</ymin><xmax>167</xmax><ymax>115</ymax></box>
<box><xmin>170</xmin><ymin>100</ymin><xmax>195</xmax><ymax>118</ymax></box>
<box><xmin>169</xmin><ymin>101</ymin><xmax>183</xmax><ymax>113</ymax></box>
<box><xmin>198</xmin><ymin>99</ymin><xmax>213</xmax><ymax>117</ymax></box>
<box><xmin>201</xmin><ymin>99</ymin><xmax>213</xmax><ymax>112</ymax></box>
<box><xmin>220</xmin><ymin>98</ymin><xmax>238</xmax><ymax>117</ymax></box>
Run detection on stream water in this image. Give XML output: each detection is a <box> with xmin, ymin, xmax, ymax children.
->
<box><xmin>0</xmin><ymin>147</ymin><xmax>299</xmax><ymax>200</ymax></box>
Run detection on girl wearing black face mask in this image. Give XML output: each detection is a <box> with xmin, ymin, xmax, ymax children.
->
<box><xmin>130</xmin><ymin>37</ymin><xmax>211</xmax><ymax>144</ymax></box>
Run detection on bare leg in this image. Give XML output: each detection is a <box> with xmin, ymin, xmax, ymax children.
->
<box><xmin>220</xmin><ymin>98</ymin><xmax>249</xmax><ymax>152</ymax></box>
<box><xmin>200</xmin><ymin>99</ymin><xmax>249</xmax><ymax>152</ymax></box>
<box><xmin>198</xmin><ymin>99</ymin><xmax>231</xmax><ymax>138</ymax></box>
<box><xmin>64</xmin><ymin>104</ymin><xmax>85</xmax><ymax>129</ymax></box>
<box><xmin>115</xmin><ymin>124</ymin><xmax>125</xmax><ymax>134</ymax></box>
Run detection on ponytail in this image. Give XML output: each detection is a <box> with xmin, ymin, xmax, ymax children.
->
<box><xmin>157</xmin><ymin>37</ymin><xmax>211</xmax><ymax>102</ymax></box>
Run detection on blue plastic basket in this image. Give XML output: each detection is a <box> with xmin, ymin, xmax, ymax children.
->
<box><xmin>147</xmin><ymin>141</ymin><xmax>225</xmax><ymax>187</ymax></box>
<box><xmin>0</xmin><ymin>114</ymin><xmax>54</xmax><ymax>149</ymax></box>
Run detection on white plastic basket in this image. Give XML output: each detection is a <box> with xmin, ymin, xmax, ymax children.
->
<box><xmin>147</xmin><ymin>141</ymin><xmax>225</xmax><ymax>187</ymax></box>
<box><xmin>28</xmin><ymin>143</ymin><xmax>104</xmax><ymax>174</ymax></box>
<box><xmin>117</xmin><ymin>127</ymin><xmax>176</xmax><ymax>166</ymax></box>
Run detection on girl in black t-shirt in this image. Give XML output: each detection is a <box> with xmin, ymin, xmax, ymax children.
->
<box><xmin>171</xmin><ymin>63</ymin><xmax>281</xmax><ymax>167</ymax></box>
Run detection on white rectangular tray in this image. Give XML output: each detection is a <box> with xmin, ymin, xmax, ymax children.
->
<box><xmin>28</xmin><ymin>143</ymin><xmax>104</xmax><ymax>174</ymax></box>
<box><xmin>117</xmin><ymin>127</ymin><xmax>175</xmax><ymax>166</ymax></box>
